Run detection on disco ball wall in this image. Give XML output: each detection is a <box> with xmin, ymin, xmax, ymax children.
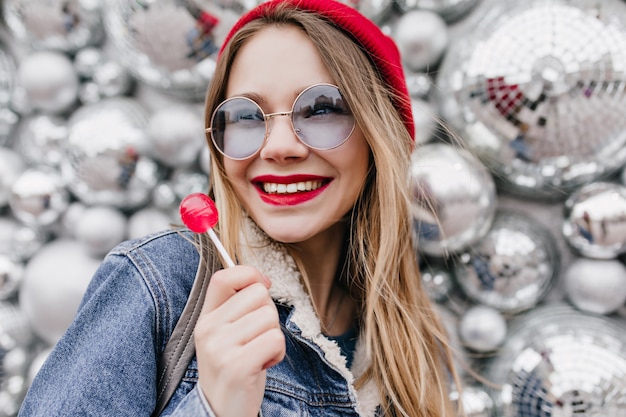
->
<box><xmin>1</xmin><ymin>1</ymin><xmax>626</xmax><ymax>416</ymax></box>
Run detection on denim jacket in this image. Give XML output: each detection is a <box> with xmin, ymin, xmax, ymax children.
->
<box><xmin>19</xmin><ymin>222</ymin><xmax>381</xmax><ymax>416</ymax></box>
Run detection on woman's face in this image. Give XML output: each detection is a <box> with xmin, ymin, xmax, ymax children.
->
<box><xmin>223</xmin><ymin>25</ymin><xmax>370</xmax><ymax>245</ymax></box>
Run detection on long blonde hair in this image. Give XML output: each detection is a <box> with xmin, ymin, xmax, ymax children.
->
<box><xmin>204</xmin><ymin>4</ymin><xmax>460</xmax><ymax>416</ymax></box>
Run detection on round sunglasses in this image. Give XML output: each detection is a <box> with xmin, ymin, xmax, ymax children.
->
<box><xmin>207</xmin><ymin>83</ymin><xmax>356</xmax><ymax>160</ymax></box>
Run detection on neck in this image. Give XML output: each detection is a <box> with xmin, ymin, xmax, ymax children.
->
<box><xmin>292</xmin><ymin>222</ymin><xmax>355</xmax><ymax>336</ymax></box>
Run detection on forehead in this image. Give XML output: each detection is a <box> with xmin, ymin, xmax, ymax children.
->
<box><xmin>226</xmin><ymin>25</ymin><xmax>335</xmax><ymax>99</ymax></box>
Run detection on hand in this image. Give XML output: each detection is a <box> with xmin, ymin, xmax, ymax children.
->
<box><xmin>194</xmin><ymin>265</ymin><xmax>286</xmax><ymax>417</ymax></box>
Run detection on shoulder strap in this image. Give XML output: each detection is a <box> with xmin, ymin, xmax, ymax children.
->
<box><xmin>152</xmin><ymin>233</ymin><xmax>221</xmax><ymax>416</ymax></box>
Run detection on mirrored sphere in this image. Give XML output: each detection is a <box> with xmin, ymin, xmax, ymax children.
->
<box><xmin>564</xmin><ymin>257</ymin><xmax>626</xmax><ymax>315</ymax></box>
<box><xmin>459</xmin><ymin>305</ymin><xmax>507</xmax><ymax>352</ymax></box>
<box><xmin>406</xmin><ymin>71</ymin><xmax>434</xmax><ymax>100</ymax></box>
<box><xmin>0</xmin><ymin>301</ymin><xmax>32</xmax><ymax>417</ymax></box>
<box><xmin>74</xmin><ymin>205</ymin><xmax>127</xmax><ymax>257</ymax></box>
<box><xmin>14</xmin><ymin>114</ymin><xmax>68</xmax><ymax>167</ymax></box>
<box><xmin>61</xmin><ymin>97</ymin><xmax>159</xmax><ymax>209</ymax></box>
<box><xmin>14</xmin><ymin>50</ymin><xmax>79</xmax><ymax>115</ymax></box>
<box><xmin>0</xmin><ymin>41</ymin><xmax>19</xmax><ymax>146</ymax></box>
<box><xmin>73</xmin><ymin>46</ymin><xmax>106</xmax><ymax>79</ymax></box>
<box><xmin>0</xmin><ymin>147</ymin><xmax>26</xmax><ymax>208</ymax></box>
<box><xmin>127</xmin><ymin>207</ymin><xmax>174</xmax><ymax>240</ymax></box>
<box><xmin>0</xmin><ymin>301</ymin><xmax>33</xmax><ymax>348</ymax></box>
<box><xmin>563</xmin><ymin>182</ymin><xmax>626</xmax><ymax>259</ymax></box>
<box><xmin>91</xmin><ymin>59</ymin><xmax>135</xmax><ymax>99</ymax></box>
<box><xmin>3</xmin><ymin>0</ymin><xmax>104</xmax><ymax>52</ymax></box>
<box><xmin>0</xmin><ymin>216</ymin><xmax>47</xmax><ymax>262</ymax></box>
<box><xmin>342</xmin><ymin>0</ymin><xmax>393</xmax><ymax>22</ymax></box>
<box><xmin>0</xmin><ymin>255</ymin><xmax>24</xmax><ymax>300</ymax></box>
<box><xmin>392</xmin><ymin>10</ymin><xmax>449</xmax><ymax>72</ymax></box>
<box><xmin>437</xmin><ymin>0</ymin><xmax>626</xmax><ymax>199</ymax></box>
<box><xmin>450</xmin><ymin>384</ymin><xmax>494</xmax><ymax>417</ymax></box>
<box><xmin>410</xmin><ymin>143</ymin><xmax>497</xmax><ymax>257</ymax></box>
<box><xmin>396</xmin><ymin>0</ymin><xmax>480</xmax><ymax>23</ymax></box>
<box><xmin>19</xmin><ymin>239</ymin><xmax>99</xmax><ymax>345</ymax></box>
<box><xmin>487</xmin><ymin>303</ymin><xmax>626</xmax><ymax>417</ymax></box>
<box><xmin>102</xmin><ymin>0</ymin><xmax>241</xmax><ymax>100</ymax></box>
<box><xmin>148</xmin><ymin>105</ymin><xmax>204</xmax><ymax>168</ymax></box>
<box><xmin>9</xmin><ymin>167</ymin><xmax>69</xmax><ymax>228</ymax></box>
<box><xmin>420</xmin><ymin>263</ymin><xmax>454</xmax><ymax>303</ymax></box>
<box><xmin>454</xmin><ymin>210</ymin><xmax>560</xmax><ymax>313</ymax></box>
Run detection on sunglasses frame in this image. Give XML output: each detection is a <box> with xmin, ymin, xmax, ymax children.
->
<box><xmin>206</xmin><ymin>83</ymin><xmax>356</xmax><ymax>160</ymax></box>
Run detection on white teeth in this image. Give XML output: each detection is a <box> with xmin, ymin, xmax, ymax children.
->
<box><xmin>262</xmin><ymin>180</ymin><xmax>324</xmax><ymax>194</ymax></box>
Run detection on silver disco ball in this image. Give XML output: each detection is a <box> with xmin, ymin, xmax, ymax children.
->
<box><xmin>102</xmin><ymin>0</ymin><xmax>247</xmax><ymax>100</ymax></box>
<box><xmin>0</xmin><ymin>41</ymin><xmax>19</xmax><ymax>146</ymax></box>
<box><xmin>410</xmin><ymin>143</ymin><xmax>497</xmax><ymax>257</ymax></box>
<box><xmin>3</xmin><ymin>0</ymin><xmax>104</xmax><ymax>53</ymax></box>
<box><xmin>487</xmin><ymin>303</ymin><xmax>626</xmax><ymax>417</ymax></box>
<box><xmin>454</xmin><ymin>210</ymin><xmax>560</xmax><ymax>313</ymax></box>
<box><xmin>61</xmin><ymin>97</ymin><xmax>160</xmax><ymax>209</ymax></box>
<box><xmin>437</xmin><ymin>0</ymin><xmax>626</xmax><ymax>200</ymax></box>
<box><xmin>339</xmin><ymin>0</ymin><xmax>393</xmax><ymax>23</ymax></box>
<box><xmin>396</xmin><ymin>0</ymin><xmax>480</xmax><ymax>23</ymax></box>
<box><xmin>0</xmin><ymin>301</ymin><xmax>33</xmax><ymax>417</ymax></box>
<box><xmin>562</xmin><ymin>181</ymin><xmax>626</xmax><ymax>259</ymax></box>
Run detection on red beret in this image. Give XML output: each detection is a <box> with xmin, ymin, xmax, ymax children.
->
<box><xmin>219</xmin><ymin>0</ymin><xmax>415</xmax><ymax>140</ymax></box>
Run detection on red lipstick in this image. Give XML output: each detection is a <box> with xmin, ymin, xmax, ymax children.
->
<box><xmin>252</xmin><ymin>175</ymin><xmax>332</xmax><ymax>206</ymax></box>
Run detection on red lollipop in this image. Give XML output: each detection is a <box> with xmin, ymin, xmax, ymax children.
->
<box><xmin>179</xmin><ymin>193</ymin><xmax>235</xmax><ymax>267</ymax></box>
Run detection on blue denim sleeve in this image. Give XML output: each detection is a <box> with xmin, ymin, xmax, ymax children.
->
<box><xmin>18</xmin><ymin>233</ymin><xmax>213</xmax><ymax>417</ymax></box>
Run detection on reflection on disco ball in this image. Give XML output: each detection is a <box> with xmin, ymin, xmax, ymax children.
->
<box><xmin>3</xmin><ymin>0</ymin><xmax>104</xmax><ymax>53</ymax></box>
<box><xmin>61</xmin><ymin>97</ymin><xmax>160</xmax><ymax>209</ymax></box>
<box><xmin>0</xmin><ymin>255</ymin><xmax>24</xmax><ymax>300</ymax></box>
<box><xmin>564</xmin><ymin>257</ymin><xmax>626</xmax><ymax>315</ymax></box>
<box><xmin>14</xmin><ymin>114</ymin><xmax>68</xmax><ymax>167</ymax></box>
<box><xmin>0</xmin><ymin>41</ymin><xmax>19</xmax><ymax>146</ymax></box>
<box><xmin>102</xmin><ymin>0</ymin><xmax>244</xmax><ymax>100</ymax></box>
<box><xmin>454</xmin><ymin>210</ymin><xmax>560</xmax><ymax>313</ymax></box>
<box><xmin>9</xmin><ymin>167</ymin><xmax>70</xmax><ymax>228</ymax></box>
<box><xmin>450</xmin><ymin>383</ymin><xmax>494</xmax><ymax>417</ymax></box>
<box><xmin>0</xmin><ymin>301</ymin><xmax>33</xmax><ymax>417</ymax></box>
<box><xmin>410</xmin><ymin>143</ymin><xmax>497</xmax><ymax>257</ymax></box>
<box><xmin>0</xmin><ymin>217</ymin><xmax>46</xmax><ymax>262</ymax></box>
<box><xmin>340</xmin><ymin>0</ymin><xmax>393</xmax><ymax>22</ymax></box>
<box><xmin>437</xmin><ymin>0</ymin><xmax>626</xmax><ymax>199</ymax></box>
<box><xmin>562</xmin><ymin>182</ymin><xmax>626</xmax><ymax>259</ymax></box>
<box><xmin>148</xmin><ymin>104</ymin><xmax>204</xmax><ymax>169</ymax></box>
<box><xmin>392</xmin><ymin>10</ymin><xmax>449</xmax><ymax>72</ymax></box>
<box><xmin>19</xmin><ymin>239</ymin><xmax>99</xmax><ymax>345</ymax></box>
<box><xmin>14</xmin><ymin>50</ymin><xmax>80</xmax><ymax>115</ymax></box>
<box><xmin>487</xmin><ymin>303</ymin><xmax>626</xmax><ymax>417</ymax></box>
<box><xmin>396</xmin><ymin>0</ymin><xmax>480</xmax><ymax>23</ymax></box>
<box><xmin>0</xmin><ymin>148</ymin><xmax>25</xmax><ymax>208</ymax></box>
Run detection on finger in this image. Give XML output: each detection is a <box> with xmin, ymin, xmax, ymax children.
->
<box><xmin>228</xmin><ymin>303</ymin><xmax>281</xmax><ymax>346</ymax></box>
<box><xmin>235</xmin><ymin>328</ymin><xmax>286</xmax><ymax>372</ymax></box>
<box><xmin>211</xmin><ymin>282</ymin><xmax>273</xmax><ymax>324</ymax></box>
<box><xmin>203</xmin><ymin>265</ymin><xmax>269</xmax><ymax>313</ymax></box>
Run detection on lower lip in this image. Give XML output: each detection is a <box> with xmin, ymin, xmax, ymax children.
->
<box><xmin>257</xmin><ymin>182</ymin><xmax>330</xmax><ymax>206</ymax></box>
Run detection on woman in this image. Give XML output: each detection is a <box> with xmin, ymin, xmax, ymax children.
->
<box><xmin>20</xmin><ymin>0</ymin><xmax>459</xmax><ymax>416</ymax></box>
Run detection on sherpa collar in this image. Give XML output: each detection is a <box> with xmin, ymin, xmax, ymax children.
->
<box><xmin>238</xmin><ymin>218</ymin><xmax>380</xmax><ymax>416</ymax></box>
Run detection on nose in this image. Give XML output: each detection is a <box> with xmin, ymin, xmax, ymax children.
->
<box><xmin>259</xmin><ymin>112</ymin><xmax>309</xmax><ymax>163</ymax></box>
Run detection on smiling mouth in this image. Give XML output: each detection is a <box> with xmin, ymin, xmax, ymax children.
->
<box><xmin>261</xmin><ymin>180</ymin><xmax>326</xmax><ymax>194</ymax></box>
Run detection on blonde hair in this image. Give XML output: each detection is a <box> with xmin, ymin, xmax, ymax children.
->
<box><xmin>204</xmin><ymin>4</ymin><xmax>460</xmax><ymax>416</ymax></box>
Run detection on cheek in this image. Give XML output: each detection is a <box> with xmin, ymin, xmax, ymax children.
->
<box><xmin>223</xmin><ymin>159</ymin><xmax>248</xmax><ymax>182</ymax></box>
<box><xmin>223</xmin><ymin>160</ymin><xmax>252</xmax><ymax>198</ymax></box>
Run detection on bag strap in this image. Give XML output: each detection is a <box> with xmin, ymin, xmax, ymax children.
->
<box><xmin>152</xmin><ymin>233</ymin><xmax>221</xmax><ymax>416</ymax></box>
